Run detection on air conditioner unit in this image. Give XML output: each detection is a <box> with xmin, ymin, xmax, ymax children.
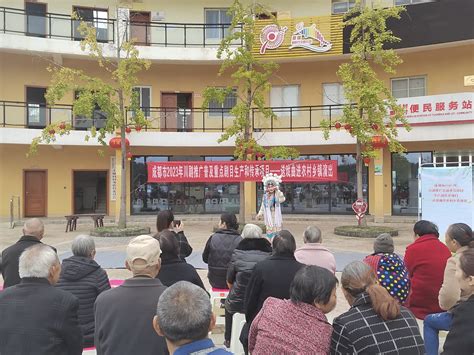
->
<box><xmin>151</xmin><ymin>11</ymin><xmax>165</xmax><ymax>21</ymax></box>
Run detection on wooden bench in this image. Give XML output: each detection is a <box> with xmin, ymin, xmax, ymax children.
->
<box><xmin>65</xmin><ymin>214</ymin><xmax>105</xmax><ymax>232</ymax></box>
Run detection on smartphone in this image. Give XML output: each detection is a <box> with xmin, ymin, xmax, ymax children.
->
<box><xmin>173</xmin><ymin>220</ymin><xmax>181</xmax><ymax>227</ymax></box>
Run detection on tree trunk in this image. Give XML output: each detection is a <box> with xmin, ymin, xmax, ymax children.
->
<box><xmin>355</xmin><ymin>139</ymin><xmax>367</xmax><ymax>227</ymax></box>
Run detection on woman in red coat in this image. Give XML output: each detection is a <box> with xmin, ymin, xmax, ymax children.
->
<box><xmin>404</xmin><ymin>220</ymin><xmax>452</xmax><ymax>319</ymax></box>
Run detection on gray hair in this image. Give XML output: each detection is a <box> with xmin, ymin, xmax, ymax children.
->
<box><xmin>23</xmin><ymin>218</ymin><xmax>44</xmax><ymax>239</ymax></box>
<box><xmin>71</xmin><ymin>235</ymin><xmax>96</xmax><ymax>257</ymax></box>
<box><xmin>156</xmin><ymin>281</ymin><xmax>212</xmax><ymax>343</ymax></box>
<box><xmin>241</xmin><ymin>224</ymin><xmax>263</xmax><ymax>239</ymax></box>
<box><xmin>304</xmin><ymin>226</ymin><xmax>322</xmax><ymax>243</ymax></box>
<box><xmin>19</xmin><ymin>244</ymin><xmax>58</xmax><ymax>279</ymax></box>
<box><xmin>341</xmin><ymin>261</ymin><xmax>374</xmax><ymax>294</ymax></box>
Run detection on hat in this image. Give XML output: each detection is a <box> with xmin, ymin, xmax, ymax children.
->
<box><xmin>126</xmin><ymin>235</ymin><xmax>161</xmax><ymax>269</ymax></box>
<box><xmin>262</xmin><ymin>173</ymin><xmax>282</xmax><ymax>187</ymax></box>
<box><xmin>374</xmin><ymin>233</ymin><xmax>394</xmax><ymax>254</ymax></box>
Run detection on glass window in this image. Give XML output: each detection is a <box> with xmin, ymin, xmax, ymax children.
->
<box><xmin>323</xmin><ymin>83</ymin><xmax>347</xmax><ymax>116</ymax></box>
<box><xmin>132</xmin><ymin>87</ymin><xmax>151</xmax><ymax>117</ymax></box>
<box><xmin>73</xmin><ymin>7</ymin><xmax>109</xmax><ymax>42</ymax></box>
<box><xmin>25</xmin><ymin>2</ymin><xmax>47</xmax><ymax>37</ymax></box>
<box><xmin>391</xmin><ymin>76</ymin><xmax>426</xmax><ymax>99</ymax></box>
<box><xmin>270</xmin><ymin>85</ymin><xmax>299</xmax><ymax>117</ymax></box>
<box><xmin>131</xmin><ymin>155</ymin><xmax>239</xmax><ymax>214</ymax></box>
<box><xmin>256</xmin><ymin>154</ymin><xmax>368</xmax><ymax>214</ymax></box>
<box><xmin>332</xmin><ymin>0</ymin><xmax>356</xmax><ymax>14</ymax></box>
<box><xmin>392</xmin><ymin>152</ymin><xmax>432</xmax><ymax>215</ymax></box>
<box><xmin>205</xmin><ymin>8</ymin><xmax>232</xmax><ymax>39</ymax></box>
<box><xmin>208</xmin><ymin>88</ymin><xmax>237</xmax><ymax>117</ymax></box>
<box><xmin>395</xmin><ymin>0</ymin><xmax>433</xmax><ymax>5</ymax></box>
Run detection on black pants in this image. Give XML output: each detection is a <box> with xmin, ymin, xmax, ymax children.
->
<box><xmin>224</xmin><ymin>309</ymin><xmax>233</xmax><ymax>342</ymax></box>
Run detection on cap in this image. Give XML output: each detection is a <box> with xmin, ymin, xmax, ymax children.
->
<box><xmin>126</xmin><ymin>235</ymin><xmax>161</xmax><ymax>269</ymax></box>
<box><xmin>374</xmin><ymin>233</ymin><xmax>394</xmax><ymax>254</ymax></box>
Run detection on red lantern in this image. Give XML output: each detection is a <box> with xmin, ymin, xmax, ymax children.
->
<box><xmin>126</xmin><ymin>152</ymin><xmax>133</xmax><ymax>160</ymax></box>
<box><xmin>135</xmin><ymin>125</ymin><xmax>142</xmax><ymax>132</ymax></box>
<box><xmin>372</xmin><ymin>135</ymin><xmax>388</xmax><ymax>149</ymax></box>
<box><xmin>335</xmin><ymin>122</ymin><xmax>342</xmax><ymax>130</ymax></box>
<box><xmin>363</xmin><ymin>157</ymin><xmax>371</xmax><ymax>165</ymax></box>
<box><xmin>48</xmin><ymin>128</ymin><xmax>55</xmax><ymax>135</ymax></box>
<box><xmin>125</xmin><ymin>127</ymin><xmax>132</xmax><ymax>134</ymax></box>
<box><xmin>371</xmin><ymin>123</ymin><xmax>379</xmax><ymax>131</ymax></box>
<box><xmin>344</xmin><ymin>123</ymin><xmax>352</xmax><ymax>130</ymax></box>
<box><xmin>108</xmin><ymin>137</ymin><xmax>130</xmax><ymax>149</ymax></box>
<box><xmin>59</xmin><ymin>122</ymin><xmax>66</xmax><ymax>130</ymax></box>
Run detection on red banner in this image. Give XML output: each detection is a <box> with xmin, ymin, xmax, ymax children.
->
<box><xmin>147</xmin><ymin>160</ymin><xmax>338</xmax><ymax>183</ymax></box>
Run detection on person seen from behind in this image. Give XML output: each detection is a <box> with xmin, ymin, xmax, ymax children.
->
<box><xmin>154</xmin><ymin>281</ymin><xmax>232</xmax><ymax>355</ymax></box>
<box><xmin>363</xmin><ymin>233</ymin><xmax>410</xmax><ymax>304</ymax></box>
<box><xmin>156</xmin><ymin>210</ymin><xmax>192</xmax><ymax>260</ymax></box>
<box><xmin>202</xmin><ymin>212</ymin><xmax>242</xmax><ymax>289</ymax></box>
<box><xmin>404</xmin><ymin>220</ymin><xmax>451</xmax><ymax>319</ymax></box>
<box><xmin>294</xmin><ymin>225</ymin><xmax>336</xmax><ymax>273</ymax></box>
<box><xmin>442</xmin><ymin>246</ymin><xmax>474</xmax><ymax>354</ymax></box>
<box><xmin>331</xmin><ymin>261</ymin><xmax>425</xmax><ymax>354</ymax></box>
<box><xmin>56</xmin><ymin>235</ymin><xmax>110</xmax><ymax>348</ymax></box>
<box><xmin>249</xmin><ymin>265</ymin><xmax>337</xmax><ymax>354</ymax></box>
<box><xmin>424</xmin><ymin>223</ymin><xmax>473</xmax><ymax>355</ymax></box>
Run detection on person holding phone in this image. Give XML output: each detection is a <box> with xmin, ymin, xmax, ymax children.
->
<box><xmin>155</xmin><ymin>210</ymin><xmax>192</xmax><ymax>260</ymax></box>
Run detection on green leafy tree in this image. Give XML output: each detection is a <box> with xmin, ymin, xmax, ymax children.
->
<box><xmin>322</xmin><ymin>1</ymin><xmax>410</xmax><ymax>225</ymax></box>
<box><xmin>203</xmin><ymin>0</ymin><xmax>298</xmax><ymax>222</ymax></box>
<box><xmin>29</xmin><ymin>14</ymin><xmax>151</xmax><ymax>228</ymax></box>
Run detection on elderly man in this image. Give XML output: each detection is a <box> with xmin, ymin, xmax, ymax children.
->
<box><xmin>56</xmin><ymin>235</ymin><xmax>110</xmax><ymax>347</ymax></box>
<box><xmin>0</xmin><ymin>244</ymin><xmax>82</xmax><ymax>354</ymax></box>
<box><xmin>294</xmin><ymin>226</ymin><xmax>336</xmax><ymax>273</ymax></box>
<box><xmin>94</xmin><ymin>235</ymin><xmax>168</xmax><ymax>355</ymax></box>
<box><xmin>1</xmin><ymin>218</ymin><xmax>55</xmax><ymax>288</ymax></box>
<box><xmin>154</xmin><ymin>281</ymin><xmax>232</xmax><ymax>355</ymax></box>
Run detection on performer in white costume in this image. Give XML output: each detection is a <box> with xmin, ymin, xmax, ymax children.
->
<box><xmin>257</xmin><ymin>173</ymin><xmax>285</xmax><ymax>239</ymax></box>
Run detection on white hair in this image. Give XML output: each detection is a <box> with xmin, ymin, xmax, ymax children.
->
<box><xmin>19</xmin><ymin>244</ymin><xmax>58</xmax><ymax>278</ymax></box>
<box><xmin>71</xmin><ymin>235</ymin><xmax>95</xmax><ymax>257</ymax></box>
<box><xmin>23</xmin><ymin>218</ymin><xmax>44</xmax><ymax>238</ymax></box>
<box><xmin>241</xmin><ymin>224</ymin><xmax>263</xmax><ymax>239</ymax></box>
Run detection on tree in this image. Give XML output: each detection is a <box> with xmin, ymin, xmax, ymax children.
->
<box><xmin>203</xmin><ymin>0</ymin><xmax>298</xmax><ymax>222</ymax></box>
<box><xmin>322</xmin><ymin>1</ymin><xmax>410</xmax><ymax>225</ymax></box>
<box><xmin>29</xmin><ymin>12</ymin><xmax>151</xmax><ymax>228</ymax></box>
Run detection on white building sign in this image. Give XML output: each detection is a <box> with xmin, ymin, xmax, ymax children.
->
<box><xmin>110</xmin><ymin>156</ymin><xmax>117</xmax><ymax>201</ymax></box>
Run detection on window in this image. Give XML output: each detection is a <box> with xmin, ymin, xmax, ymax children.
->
<box><xmin>132</xmin><ymin>86</ymin><xmax>151</xmax><ymax>117</ymax></box>
<box><xmin>25</xmin><ymin>2</ymin><xmax>47</xmax><ymax>37</ymax></box>
<box><xmin>323</xmin><ymin>83</ymin><xmax>347</xmax><ymax>116</ymax></box>
<box><xmin>208</xmin><ymin>88</ymin><xmax>237</xmax><ymax>117</ymax></box>
<box><xmin>395</xmin><ymin>0</ymin><xmax>433</xmax><ymax>5</ymax></box>
<box><xmin>129</xmin><ymin>12</ymin><xmax>151</xmax><ymax>45</ymax></box>
<box><xmin>73</xmin><ymin>91</ymin><xmax>107</xmax><ymax>130</ymax></box>
<box><xmin>332</xmin><ymin>0</ymin><xmax>356</xmax><ymax>14</ymax></box>
<box><xmin>270</xmin><ymin>85</ymin><xmax>299</xmax><ymax>117</ymax></box>
<box><xmin>205</xmin><ymin>8</ymin><xmax>232</xmax><ymax>39</ymax></box>
<box><xmin>26</xmin><ymin>87</ymin><xmax>47</xmax><ymax>128</ymax></box>
<box><xmin>73</xmin><ymin>7</ymin><xmax>109</xmax><ymax>42</ymax></box>
<box><xmin>391</xmin><ymin>76</ymin><xmax>426</xmax><ymax>99</ymax></box>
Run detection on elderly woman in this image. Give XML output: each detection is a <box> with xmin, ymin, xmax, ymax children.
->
<box><xmin>331</xmin><ymin>261</ymin><xmax>425</xmax><ymax>354</ymax></box>
<box><xmin>56</xmin><ymin>235</ymin><xmax>110</xmax><ymax>347</ymax></box>
<box><xmin>249</xmin><ymin>265</ymin><xmax>337</xmax><ymax>354</ymax></box>
<box><xmin>156</xmin><ymin>230</ymin><xmax>205</xmax><ymax>290</ymax></box>
<box><xmin>443</xmin><ymin>246</ymin><xmax>474</xmax><ymax>354</ymax></box>
<box><xmin>424</xmin><ymin>223</ymin><xmax>473</xmax><ymax>355</ymax></box>
<box><xmin>224</xmin><ymin>224</ymin><xmax>272</xmax><ymax>346</ymax></box>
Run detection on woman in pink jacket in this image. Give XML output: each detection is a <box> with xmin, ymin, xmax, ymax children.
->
<box><xmin>249</xmin><ymin>265</ymin><xmax>337</xmax><ymax>354</ymax></box>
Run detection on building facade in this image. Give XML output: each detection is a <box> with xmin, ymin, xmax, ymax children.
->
<box><xmin>0</xmin><ymin>0</ymin><xmax>473</xmax><ymax>221</ymax></box>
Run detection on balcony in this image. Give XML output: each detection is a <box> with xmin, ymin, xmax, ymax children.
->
<box><xmin>0</xmin><ymin>6</ymin><xmax>242</xmax><ymax>48</ymax></box>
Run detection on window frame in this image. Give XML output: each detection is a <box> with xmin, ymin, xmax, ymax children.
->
<box><xmin>204</xmin><ymin>8</ymin><xmax>232</xmax><ymax>40</ymax></box>
<box><xmin>331</xmin><ymin>0</ymin><xmax>356</xmax><ymax>14</ymax></box>
<box><xmin>270</xmin><ymin>84</ymin><xmax>300</xmax><ymax>117</ymax></box>
<box><xmin>72</xmin><ymin>6</ymin><xmax>109</xmax><ymax>42</ymax></box>
<box><xmin>322</xmin><ymin>82</ymin><xmax>347</xmax><ymax>116</ymax></box>
<box><xmin>132</xmin><ymin>86</ymin><xmax>152</xmax><ymax>118</ymax></box>
<box><xmin>394</xmin><ymin>0</ymin><xmax>434</xmax><ymax>6</ymax></box>
<box><xmin>208</xmin><ymin>87</ymin><xmax>238</xmax><ymax>117</ymax></box>
<box><xmin>391</xmin><ymin>75</ymin><xmax>427</xmax><ymax>99</ymax></box>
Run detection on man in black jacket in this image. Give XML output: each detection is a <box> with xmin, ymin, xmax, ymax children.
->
<box><xmin>1</xmin><ymin>218</ymin><xmax>55</xmax><ymax>288</ymax></box>
<box><xmin>94</xmin><ymin>235</ymin><xmax>168</xmax><ymax>355</ymax></box>
<box><xmin>56</xmin><ymin>235</ymin><xmax>110</xmax><ymax>347</ymax></box>
<box><xmin>0</xmin><ymin>244</ymin><xmax>83</xmax><ymax>355</ymax></box>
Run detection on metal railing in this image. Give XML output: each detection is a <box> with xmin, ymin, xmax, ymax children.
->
<box><xmin>127</xmin><ymin>21</ymin><xmax>242</xmax><ymax>47</ymax></box>
<box><xmin>0</xmin><ymin>7</ymin><xmax>242</xmax><ymax>47</ymax></box>
<box><xmin>0</xmin><ymin>7</ymin><xmax>115</xmax><ymax>43</ymax></box>
<box><xmin>0</xmin><ymin>100</ymin><xmax>344</xmax><ymax>132</ymax></box>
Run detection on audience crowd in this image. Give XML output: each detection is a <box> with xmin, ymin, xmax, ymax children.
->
<box><xmin>0</xmin><ymin>215</ymin><xmax>473</xmax><ymax>355</ymax></box>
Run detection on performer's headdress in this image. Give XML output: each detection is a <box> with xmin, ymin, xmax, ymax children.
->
<box><xmin>262</xmin><ymin>173</ymin><xmax>282</xmax><ymax>187</ymax></box>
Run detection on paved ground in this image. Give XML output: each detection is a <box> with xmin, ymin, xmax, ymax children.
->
<box><xmin>0</xmin><ymin>216</ymin><xmax>418</xmax><ymax>353</ymax></box>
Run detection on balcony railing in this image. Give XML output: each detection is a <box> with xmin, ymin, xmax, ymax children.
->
<box><xmin>0</xmin><ymin>7</ymin><xmax>115</xmax><ymax>43</ymax></box>
<box><xmin>0</xmin><ymin>100</ymin><xmax>345</xmax><ymax>132</ymax></box>
<box><xmin>0</xmin><ymin>7</ymin><xmax>242</xmax><ymax>47</ymax></box>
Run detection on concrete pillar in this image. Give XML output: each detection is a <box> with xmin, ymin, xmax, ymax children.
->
<box><xmin>369</xmin><ymin>147</ymin><xmax>392</xmax><ymax>223</ymax></box>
